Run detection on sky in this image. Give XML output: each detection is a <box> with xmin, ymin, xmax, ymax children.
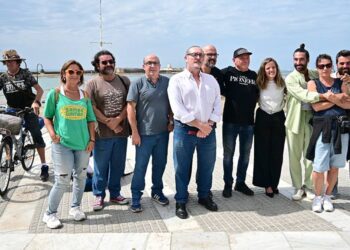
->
<box><xmin>0</xmin><ymin>0</ymin><xmax>349</xmax><ymax>72</ymax></box>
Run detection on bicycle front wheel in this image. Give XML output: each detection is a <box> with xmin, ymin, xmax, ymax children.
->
<box><xmin>21</xmin><ymin>132</ymin><xmax>35</xmax><ymax>171</ymax></box>
<box><xmin>0</xmin><ymin>140</ymin><xmax>12</xmax><ymax>196</ymax></box>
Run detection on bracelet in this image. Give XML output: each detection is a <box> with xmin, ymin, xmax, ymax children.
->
<box><xmin>89</xmin><ymin>139</ymin><xmax>95</xmax><ymax>143</ymax></box>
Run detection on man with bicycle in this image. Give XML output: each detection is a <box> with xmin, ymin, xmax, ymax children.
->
<box><xmin>0</xmin><ymin>49</ymin><xmax>49</xmax><ymax>181</ymax></box>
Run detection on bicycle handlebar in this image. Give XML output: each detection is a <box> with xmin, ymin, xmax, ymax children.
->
<box><xmin>15</xmin><ymin>107</ymin><xmax>34</xmax><ymax>117</ymax></box>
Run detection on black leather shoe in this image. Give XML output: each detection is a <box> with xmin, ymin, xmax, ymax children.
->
<box><xmin>222</xmin><ymin>184</ymin><xmax>232</xmax><ymax>198</ymax></box>
<box><xmin>273</xmin><ymin>188</ymin><xmax>279</xmax><ymax>194</ymax></box>
<box><xmin>234</xmin><ymin>182</ymin><xmax>254</xmax><ymax>196</ymax></box>
<box><xmin>175</xmin><ymin>203</ymin><xmax>188</xmax><ymax>219</ymax></box>
<box><xmin>198</xmin><ymin>196</ymin><xmax>218</xmax><ymax>211</ymax></box>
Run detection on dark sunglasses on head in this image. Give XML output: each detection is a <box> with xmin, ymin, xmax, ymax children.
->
<box><xmin>100</xmin><ymin>59</ymin><xmax>115</xmax><ymax>65</ymax></box>
<box><xmin>317</xmin><ymin>63</ymin><xmax>332</xmax><ymax>70</ymax></box>
<box><xmin>66</xmin><ymin>69</ymin><xmax>83</xmax><ymax>76</ymax></box>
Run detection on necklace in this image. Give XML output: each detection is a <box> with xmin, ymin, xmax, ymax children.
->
<box><xmin>64</xmin><ymin>88</ymin><xmax>79</xmax><ymax>92</ymax></box>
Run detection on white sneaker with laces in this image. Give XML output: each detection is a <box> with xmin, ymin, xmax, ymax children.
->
<box><xmin>304</xmin><ymin>188</ymin><xmax>315</xmax><ymax>200</ymax></box>
<box><xmin>43</xmin><ymin>213</ymin><xmax>62</xmax><ymax>229</ymax></box>
<box><xmin>292</xmin><ymin>189</ymin><xmax>305</xmax><ymax>201</ymax></box>
<box><xmin>323</xmin><ymin>195</ymin><xmax>334</xmax><ymax>212</ymax></box>
<box><xmin>69</xmin><ymin>206</ymin><xmax>86</xmax><ymax>221</ymax></box>
<box><xmin>312</xmin><ymin>196</ymin><xmax>323</xmax><ymax>213</ymax></box>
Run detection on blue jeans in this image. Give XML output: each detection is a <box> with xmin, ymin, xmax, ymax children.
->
<box><xmin>223</xmin><ymin>123</ymin><xmax>254</xmax><ymax>185</ymax></box>
<box><xmin>131</xmin><ymin>132</ymin><xmax>169</xmax><ymax>203</ymax></box>
<box><xmin>93</xmin><ymin>137</ymin><xmax>127</xmax><ymax>199</ymax></box>
<box><xmin>173</xmin><ymin>121</ymin><xmax>216</xmax><ymax>203</ymax></box>
<box><xmin>47</xmin><ymin>143</ymin><xmax>89</xmax><ymax>215</ymax></box>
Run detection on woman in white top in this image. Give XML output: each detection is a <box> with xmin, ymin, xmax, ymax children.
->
<box><xmin>253</xmin><ymin>58</ymin><xmax>286</xmax><ymax>198</ymax></box>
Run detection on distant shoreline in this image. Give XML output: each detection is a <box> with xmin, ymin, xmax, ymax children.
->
<box><xmin>1</xmin><ymin>67</ymin><xmax>183</xmax><ymax>76</ymax></box>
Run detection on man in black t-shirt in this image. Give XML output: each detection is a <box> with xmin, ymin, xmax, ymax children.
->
<box><xmin>201</xmin><ymin>45</ymin><xmax>224</xmax><ymax>94</ymax></box>
<box><xmin>221</xmin><ymin>48</ymin><xmax>258</xmax><ymax>197</ymax></box>
<box><xmin>0</xmin><ymin>49</ymin><xmax>49</xmax><ymax>181</ymax></box>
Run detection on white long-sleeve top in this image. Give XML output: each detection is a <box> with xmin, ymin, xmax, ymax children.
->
<box><xmin>259</xmin><ymin>80</ymin><xmax>285</xmax><ymax>114</ymax></box>
<box><xmin>168</xmin><ymin>69</ymin><xmax>222</xmax><ymax>124</ymax></box>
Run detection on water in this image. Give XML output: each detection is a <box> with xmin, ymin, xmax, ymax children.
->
<box><xmin>0</xmin><ymin>71</ymin><xmax>291</xmax><ymax>105</ymax></box>
<box><xmin>0</xmin><ymin>73</ymin><xmax>175</xmax><ymax>105</ymax></box>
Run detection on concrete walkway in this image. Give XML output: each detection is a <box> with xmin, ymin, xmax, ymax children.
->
<box><xmin>1</xmin><ymin>122</ymin><xmax>350</xmax><ymax>249</ymax></box>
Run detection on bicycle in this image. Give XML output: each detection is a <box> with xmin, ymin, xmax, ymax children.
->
<box><xmin>0</xmin><ymin>107</ymin><xmax>36</xmax><ymax>196</ymax></box>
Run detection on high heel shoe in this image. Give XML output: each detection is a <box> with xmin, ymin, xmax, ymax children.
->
<box><xmin>265</xmin><ymin>191</ymin><xmax>274</xmax><ymax>198</ymax></box>
<box><xmin>265</xmin><ymin>187</ymin><xmax>274</xmax><ymax>198</ymax></box>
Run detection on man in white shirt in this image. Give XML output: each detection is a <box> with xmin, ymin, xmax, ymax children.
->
<box><xmin>168</xmin><ymin>46</ymin><xmax>222</xmax><ymax>219</ymax></box>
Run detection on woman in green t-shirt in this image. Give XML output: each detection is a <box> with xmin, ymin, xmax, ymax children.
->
<box><xmin>42</xmin><ymin>60</ymin><xmax>97</xmax><ymax>229</ymax></box>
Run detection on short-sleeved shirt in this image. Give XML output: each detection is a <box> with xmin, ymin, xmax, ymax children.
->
<box><xmin>210</xmin><ymin>66</ymin><xmax>225</xmax><ymax>95</ymax></box>
<box><xmin>127</xmin><ymin>75</ymin><xmax>170</xmax><ymax>135</ymax></box>
<box><xmin>44</xmin><ymin>89</ymin><xmax>96</xmax><ymax>150</ymax></box>
<box><xmin>85</xmin><ymin>75</ymin><xmax>130</xmax><ymax>138</ymax></box>
<box><xmin>221</xmin><ymin>66</ymin><xmax>258</xmax><ymax>125</ymax></box>
<box><xmin>0</xmin><ymin>68</ymin><xmax>37</xmax><ymax>109</ymax></box>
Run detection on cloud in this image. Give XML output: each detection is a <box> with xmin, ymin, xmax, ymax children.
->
<box><xmin>0</xmin><ymin>0</ymin><xmax>349</xmax><ymax>70</ymax></box>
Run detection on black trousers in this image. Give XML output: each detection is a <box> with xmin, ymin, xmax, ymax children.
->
<box><xmin>253</xmin><ymin>108</ymin><xmax>286</xmax><ymax>189</ymax></box>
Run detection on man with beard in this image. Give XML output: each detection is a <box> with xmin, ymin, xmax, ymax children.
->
<box><xmin>285</xmin><ymin>44</ymin><xmax>327</xmax><ymax>201</ymax></box>
<box><xmin>221</xmin><ymin>48</ymin><xmax>258</xmax><ymax>198</ymax></box>
<box><xmin>168</xmin><ymin>46</ymin><xmax>222</xmax><ymax>219</ymax></box>
<box><xmin>127</xmin><ymin>54</ymin><xmax>173</xmax><ymax>213</ymax></box>
<box><xmin>201</xmin><ymin>45</ymin><xmax>224</xmax><ymax>94</ymax></box>
<box><xmin>85</xmin><ymin>50</ymin><xmax>130</xmax><ymax>211</ymax></box>
<box><xmin>331</xmin><ymin>49</ymin><xmax>350</xmax><ymax>198</ymax></box>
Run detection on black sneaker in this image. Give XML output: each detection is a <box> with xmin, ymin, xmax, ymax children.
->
<box><xmin>40</xmin><ymin>165</ymin><xmax>49</xmax><ymax>182</ymax></box>
<box><xmin>234</xmin><ymin>182</ymin><xmax>254</xmax><ymax>196</ymax></box>
<box><xmin>222</xmin><ymin>184</ymin><xmax>232</xmax><ymax>198</ymax></box>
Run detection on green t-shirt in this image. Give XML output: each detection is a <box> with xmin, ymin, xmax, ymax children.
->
<box><xmin>44</xmin><ymin>89</ymin><xmax>96</xmax><ymax>150</ymax></box>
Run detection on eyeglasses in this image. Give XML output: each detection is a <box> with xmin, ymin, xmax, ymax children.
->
<box><xmin>66</xmin><ymin>69</ymin><xmax>83</xmax><ymax>76</ymax></box>
<box><xmin>205</xmin><ymin>53</ymin><xmax>219</xmax><ymax>57</ymax></box>
<box><xmin>316</xmin><ymin>63</ymin><xmax>332</xmax><ymax>70</ymax></box>
<box><xmin>100</xmin><ymin>60</ymin><xmax>115</xmax><ymax>65</ymax></box>
<box><xmin>339</xmin><ymin>62</ymin><xmax>350</xmax><ymax>66</ymax></box>
<box><xmin>187</xmin><ymin>53</ymin><xmax>204</xmax><ymax>58</ymax></box>
<box><xmin>144</xmin><ymin>61</ymin><xmax>159</xmax><ymax>66</ymax></box>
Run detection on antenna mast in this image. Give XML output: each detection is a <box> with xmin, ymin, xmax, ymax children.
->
<box><xmin>90</xmin><ymin>0</ymin><xmax>111</xmax><ymax>49</ymax></box>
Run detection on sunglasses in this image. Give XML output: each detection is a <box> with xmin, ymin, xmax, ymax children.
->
<box><xmin>187</xmin><ymin>53</ymin><xmax>204</xmax><ymax>58</ymax></box>
<box><xmin>316</xmin><ymin>63</ymin><xmax>332</xmax><ymax>70</ymax></box>
<box><xmin>66</xmin><ymin>69</ymin><xmax>83</xmax><ymax>76</ymax></box>
<box><xmin>205</xmin><ymin>53</ymin><xmax>219</xmax><ymax>57</ymax></box>
<box><xmin>100</xmin><ymin>59</ymin><xmax>115</xmax><ymax>65</ymax></box>
<box><xmin>144</xmin><ymin>61</ymin><xmax>159</xmax><ymax>66</ymax></box>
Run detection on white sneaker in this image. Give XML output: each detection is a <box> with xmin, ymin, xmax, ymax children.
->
<box><xmin>292</xmin><ymin>189</ymin><xmax>305</xmax><ymax>201</ymax></box>
<box><xmin>304</xmin><ymin>188</ymin><xmax>315</xmax><ymax>200</ymax></box>
<box><xmin>43</xmin><ymin>213</ymin><xmax>62</xmax><ymax>229</ymax></box>
<box><xmin>312</xmin><ymin>196</ymin><xmax>323</xmax><ymax>213</ymax></box>
<box><xmin>323</xmin><ymin>195</ymin><xmax>334</xmax><ymax>212</ymax></box>
<box><xmin>69</xmin><ymin>206</ymin><xmax>86</xmax><ymax>221</ymax></box>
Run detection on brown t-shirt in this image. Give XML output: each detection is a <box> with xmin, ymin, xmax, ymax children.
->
<box><xmin>85</xmin><ymin>75</ymin><xmax>130</xmax><ymax>138</ymax></box>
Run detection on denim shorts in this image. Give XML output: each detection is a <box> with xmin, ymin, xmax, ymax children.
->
<box><xmin>24</xmin><ymin>112</ymin><xmax>46</xmax><ymax>148</ymax></box>
<box><xmin>313</xmin><ymin>132</ymin><xmax>349</xmax><ymax>173</ymax></box>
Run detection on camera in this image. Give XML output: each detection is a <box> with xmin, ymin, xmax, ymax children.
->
<box><xmin>337</xmin><ymin>115</ymin><xmax>350</xmax><ymax>133</ymax></box>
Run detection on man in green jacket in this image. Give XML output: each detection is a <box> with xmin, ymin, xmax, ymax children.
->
<box><xmin>285</xmin><ymin>44</ymin><xmax>325</xmax><ymax>201</ymax></box>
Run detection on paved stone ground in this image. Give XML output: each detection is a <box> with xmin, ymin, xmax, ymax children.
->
<box><xmin>2</xmin><ymin>123</ymin><xmax>350</xmax><ymax>249</ymax></box>
<box><xmin>0</xmin><ymin>166</ymin><xmax>24</xmax><ymax>217</ymax></box>
<box><xmin>26</xmin><ymin>124</ymin><xmax>344</xmax><ymax>233</ymax></box>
